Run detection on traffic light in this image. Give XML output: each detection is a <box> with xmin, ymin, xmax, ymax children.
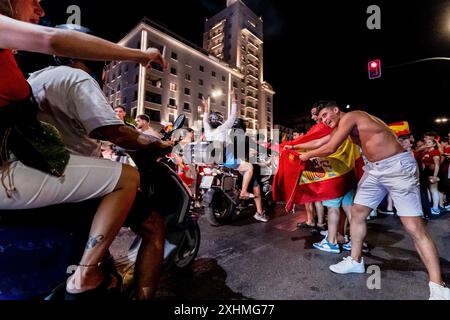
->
<box><xmin>368</xmin><ymin>59</ymin><xmax>381</xmax><ymax>79</ymax></box>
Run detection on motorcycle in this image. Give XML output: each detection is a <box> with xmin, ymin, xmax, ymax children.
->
<box><xmin>201</xmin><ymin>154</ymin><xmax>276</xmax><ymax>226</ymax></box>
<box><xmin>0</xmin><ymin>115</ymin><xmax>201</xmax><ymax>300</ymax></box>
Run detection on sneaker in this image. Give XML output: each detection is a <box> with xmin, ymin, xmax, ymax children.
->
<box><xmin>320</xmin><ymin>230</ymin><xmax>328</xmax><ymax>237</ymax></box>
<box><xmin>254</xmin><ymin>212</ymin><xmax>269</xmax><ymax>223</ymax></box>
<box><xmin>444</xmin><ymin>204</ymin><xmax>450</xmax><ymax>211</ymax></box>
<box><xmin>342</xmin><ymin>241</ymin><xmax>352</xmax><ymax>251</ymax></box>
<box><xmin>378</xmin><ymin>209</ymin><xmax>395</xmax><ymax>215</ymax></box>
<box><xmin>429</xmin><ymin>282</ymin><xmax>450</xmax><ymax>300</ymax></box>
<box><xmin>329</xmin><ymin>256</ymin><xmax>365</xmax><ymax>274</ymax></box>
<box><xmin>342</xmin><ymin>241</ymin><xmax>370</xmax><ymax>253</ymax></box>
<box><xmin>431</xmin><ymin>208</ymin><xmax>441</xmax><ymax>215</ymax></box>
<box><xmin>313</xmin><ymin>237</ymin><xmax>340</xmax><ymax>254</ymax></box>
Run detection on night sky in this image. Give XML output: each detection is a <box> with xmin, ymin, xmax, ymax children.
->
<box><xmin>37</xmin><ymin>0</ymin><xmax>450</xmax><ymax>137</ymax></box>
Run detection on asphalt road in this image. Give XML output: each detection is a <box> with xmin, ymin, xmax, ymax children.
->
<box><xmin>112</xmin><ymin>204</ymin><xmax>450</xmax><ymax>300</ymax></box>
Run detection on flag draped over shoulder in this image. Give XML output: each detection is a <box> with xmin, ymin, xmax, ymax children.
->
<box><xmin>272</xmin><ymin>123</ymin><xmax>363</xmax><ymax>212</ymax></box>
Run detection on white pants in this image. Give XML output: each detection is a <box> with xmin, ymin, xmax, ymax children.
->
<box><xmin>0</xmin><ymin>155</ymin><xmax>122</xmax><ymax>210</ymax></box>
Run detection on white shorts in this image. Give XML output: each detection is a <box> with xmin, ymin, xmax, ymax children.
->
<box><xmin>0</xmin><ymin>155</ymin><xmax>122</xmax><ymax>210</ymax></box>
<box><xmin>353</xmin><ymin>151</ymin><xmax>423</xmax><ymax>217</ymax></box>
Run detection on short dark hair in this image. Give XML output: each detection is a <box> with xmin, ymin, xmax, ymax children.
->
<box><xmin>136</xmin><ymin>114</ymin><xmax>150</xmax><ymax>122</ymax></box>
<box><xmin>424</xmin><ymin>132</ymin><xmax>439</xmax><ymax>139</ymax></box>
<box><xmin>293</xmin><ymin>127</ymin><xmax>307</xmax><ymax>135</ymax></box>
<box><xmin>313</xmin><ymin>100</ymin><xmax>339</xmax><ymax>114</ymax></box>
<box><xmin>114</xmin><ymin>105</ymin><xmax>126</xmax><ymax>112</ymax></box>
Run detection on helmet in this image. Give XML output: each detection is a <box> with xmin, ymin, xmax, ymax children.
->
<box><xmin>53</xmin><ymin>24</ymin><xmax>106</xmax><ymax>84</ymax></box>
<box><xmin>208</xmin><ymin>112</ymin><xmax>224</xmax><ymax>129</ymax></box>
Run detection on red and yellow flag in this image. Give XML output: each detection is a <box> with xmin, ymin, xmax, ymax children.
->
<box><xmin>273</xmin><ymin>123</ymin><xmax>363</xmax><ymax>211</ymax></box>
<box><xmin>388</xmin><ymin>121</ymin><xmax>410</xmax><ymax>137</ymax></box>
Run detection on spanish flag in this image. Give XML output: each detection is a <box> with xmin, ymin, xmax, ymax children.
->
<box><xmin>388</xmin><ymin>121</ymin><xmax>410</xmax><ymax>137</ymax></box>
<box><xmin>273</xmin><ymin>123</ymin><xmax>363</xmax><ymax>211</ymax></box>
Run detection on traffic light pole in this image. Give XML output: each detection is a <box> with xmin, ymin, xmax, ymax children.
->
<box><xmin>384</xmin><ymin>57</ymin><xmax>450</xmax><ymax>69</ymax></box>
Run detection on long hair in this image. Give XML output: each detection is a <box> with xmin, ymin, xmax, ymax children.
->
<box><xmin>0</xmin><ymin>0</ymin><xmax>14</xmax><ymax>18</ymax></box>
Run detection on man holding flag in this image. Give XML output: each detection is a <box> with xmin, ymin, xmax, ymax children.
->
<box><xmin>299</xmin><ymin>100</ymin><xmax>449</xmax><ymax>300</ymax></box>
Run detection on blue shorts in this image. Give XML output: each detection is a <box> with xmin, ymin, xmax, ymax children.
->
<box><xmin>322</xmin><ymin>190</ymin><xmax>354</xmax><ymax>208</ymax></box>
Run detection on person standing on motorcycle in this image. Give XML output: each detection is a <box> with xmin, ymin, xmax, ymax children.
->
<box><xmin>0</xmin><ymin>0</ymin><xmax>171</xmax><ymax>300</ymax></box>
<box><xmin>27</xmin><ymin>22</ymin><xmax>172</xmax><ymax>300</ymax></box>
<box><xmin>202</xmin><ymin>89</ymin><xmax>255</xmax><ymax>200</ymax></box>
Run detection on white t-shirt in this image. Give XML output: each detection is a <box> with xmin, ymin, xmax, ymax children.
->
<box><xmin>203</xmin><ymin>102</ymin><xmax>238</xmax><ymax>143</ymax></box>
<box><xmin>28</xmin><ymin>66</ymin><xmax>123</xmax><ymax>157</ymax></box>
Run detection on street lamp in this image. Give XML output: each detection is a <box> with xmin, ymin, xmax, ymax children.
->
<box><xmin>435</xmin><ymin>117</ymin><xmax>448</xmax><ymax>123</ymax></box>
<box><xmin>346</xmin><ymin>105</ymin><xmax>351</xmax><ymax>109</ymax></box>
<box><xmin>211</xmin><ymin>90</ymin><xmax>223</xmax><ymax>98</ymax></box>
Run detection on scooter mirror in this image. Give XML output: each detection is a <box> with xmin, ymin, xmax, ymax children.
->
<box><xmin>172</xmin><ymin>114</ymin><xmax>186</xmax><ymax>131</ymax></box>
<box><xmin>163</xmin><ymin>114</ymin><xmax>185</xmax><ymax>141</ymax></box>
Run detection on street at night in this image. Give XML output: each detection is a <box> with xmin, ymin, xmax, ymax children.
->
<box><xmin>1</xmin><ymin>0</ymin><xmax>450</xmax><ymax>309</ymax></box>
<box><xmin>111</xmin><ymin>205</ymin><xmax>450</xmax><ymax>300</ymax></box>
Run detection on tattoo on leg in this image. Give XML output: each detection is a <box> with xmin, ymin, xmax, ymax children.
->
<box><xmin>85</xmin><ymin>235</ymin><xmax>105</xmax><ymax>250</ymax></box>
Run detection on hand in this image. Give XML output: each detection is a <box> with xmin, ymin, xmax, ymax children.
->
<box><xmin>141</xmin><ymin>48</ymin><xmax>168</xmax><ymax>69</ymax></box>
<box><xmin>299</xmin><ymin>153</ymin><xmax>310</xmax><ymax>162</ymax></box>
<box><xmin>230</xmin><ymin>88</ymin><xmax>237</xmax><ymax>103</ymax></box>
<box><xmin>201</xmin><ymin>96</ymin><xmax>209</xmax><ymax>113</ymax></box>
<box><xmin>283</xmin><ymin>145</ymin><xmax>293</xmax><ymax>150</ymax></box>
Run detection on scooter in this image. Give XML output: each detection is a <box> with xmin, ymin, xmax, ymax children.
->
<box><xmin>201</xmin><ymin>158</ymin><xmax>275</xmax><ymax>225</ymax></box>
<box><xmin>0</xmin><ymin>115</ymin><xmax>200</xmax><ymax>300</ymax></box>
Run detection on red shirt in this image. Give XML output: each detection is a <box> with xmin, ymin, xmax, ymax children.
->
<box><xmin>442</xmin><ymin>146</ymin><xmax>450</xmax><ymax>172</ymax></box>
<box><xmin>421</xmin><ymin>149</ymin><xmax>440</xmax><ymax>169</ymax></box>
<box><xmin>0</xmin><ymin>49</ymin><xmax>30</xmax><ymax>107</ymax></box>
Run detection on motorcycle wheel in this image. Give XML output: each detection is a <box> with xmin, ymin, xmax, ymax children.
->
<box><xmin>173</xmin><ymin>224</ymin><xmax>201</xmax><ymax>269</ymax></box>
<box><xmin>211</xmin><ymin>191</ymin><xmax>235</xmax><ymax>223</ymax></box>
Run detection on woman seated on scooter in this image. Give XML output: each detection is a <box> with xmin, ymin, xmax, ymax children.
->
<box><xmin>0</xmin><ymin>0</ymin><xmax>167</xmax><ymax>299</ymax></box>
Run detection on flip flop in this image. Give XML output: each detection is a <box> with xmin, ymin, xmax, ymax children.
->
<box><xmin>64</xmin><ymin>272</ymin><xmax>122</xmax><ymax>300</ymax></box>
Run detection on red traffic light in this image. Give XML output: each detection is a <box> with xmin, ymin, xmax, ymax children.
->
<box><xmin>368</xmin><ymin>59</ymin><xmax>381</xmax><ymax>79</ymax></box>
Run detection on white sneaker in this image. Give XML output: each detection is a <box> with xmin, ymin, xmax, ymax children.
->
<box><xmin>429</xmin><ymin>282</ymin><xmax>450</xmax><ymax>300</ymax></box>
<box><xmin>254</xmin><ymin>212</ymin><xmax>269</xmax><ymax>223</ymax></box>
<box><xmin>329</xmin><ymin>256</ymin><xmax>365</xmax><ymax>274</ymax></box>
<box><xmin>320</xmin><ymin>230</ymin><xmax>328</xmax><ymax>237</ymax></box>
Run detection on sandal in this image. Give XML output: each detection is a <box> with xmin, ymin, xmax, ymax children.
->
<box><xmin>64</xmin><ymin>272</ymin><xmax>122</xmax><ymax>300</ymax></box>
<box><xmin>239</xmin><ymin>193</ymin><xmax>255</xmax><ymax>200</ymax></box>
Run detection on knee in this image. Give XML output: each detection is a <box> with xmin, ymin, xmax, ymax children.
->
<box><xmin>351</xmin><ymin>205</ymin><xmax>370</xmax><ymax>222</ymax></box>
<box><xmin>403</xmin><ymin>220</ymin><xmax>426</xmax><ymax>240</ymax></box>
<box><xmin>119</xmin><ymin>164</ymin><xmax>140</xmax><ymax>190</ymax></box>
<box><xmin>139</xmin><ymin>212</ymin><xmax>166</xmax><ymax>238</ymax></box>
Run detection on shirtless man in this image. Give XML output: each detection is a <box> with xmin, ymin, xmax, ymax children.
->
<box><xmin>300</xmin><ymin>100</ymin><xmax>449</xmax><ymax>300</ymax></box>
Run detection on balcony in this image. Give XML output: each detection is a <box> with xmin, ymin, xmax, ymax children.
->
<box><xmin>246</xmin><ymin>82</ymin><xmax>258</xmax><ymax>90</ymax></box>
<box><xmin>246</xmin><ymin>72</ymin><xmax>258</xmax><ymax>80</ymax></box>
<box><xmin>247</xmin><ymin>94</ymin><xmax>258</xmax><ymax>101</ymax></box>
<box><xmin>247</xmin><ymin>61</ymin><xmax>259</xmax><ymax>70</ymax></box>
<box><xmin>247</xmin><ymin>41</ymin><xmax>258</xmax><ymax>50</ymax></box>
<box><xmin>210</xmin><ymin>41</ymin><xmax>224</xmax><ymax>51</ymax></box>
<box><xmin>210</xmin><ymin>31</ymin><xmax>224</xmax><ymax>40</ymax></box>
<box><xmin>246</xmin><ymin>51</ymin><xmax>259</xmax><ymax>61</ymax></box>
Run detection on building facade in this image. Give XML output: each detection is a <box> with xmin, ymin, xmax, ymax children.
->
<box><xmin>203</xmin><ymin>0</ymin><xmax>274</xmax><ymax>136</ymax></box>
<box><xmin>104</xmin><ymin>1</ymin><xmax>274</xmax><ymax>136</ymax></box>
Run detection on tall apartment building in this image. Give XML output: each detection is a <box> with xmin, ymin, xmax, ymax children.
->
<box><xmin>203</xmin><ymin>0</ymin><xmax>274</xmax><ymax>136</ymax></box>
<box><xmin>104</xmin><ymin>0</ymin><xmax>274</xmax><ymax>136</ymax></box>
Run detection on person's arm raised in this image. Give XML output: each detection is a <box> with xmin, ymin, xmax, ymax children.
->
<box><xmin>300</xmin><ymin>114</ymin><xmax>356</xmax><ymax>161</ymax></box>
<box><xmin>0</xmin><ymin>14</ymin><xmax>167</xmax><ymax>68</ymax></box>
